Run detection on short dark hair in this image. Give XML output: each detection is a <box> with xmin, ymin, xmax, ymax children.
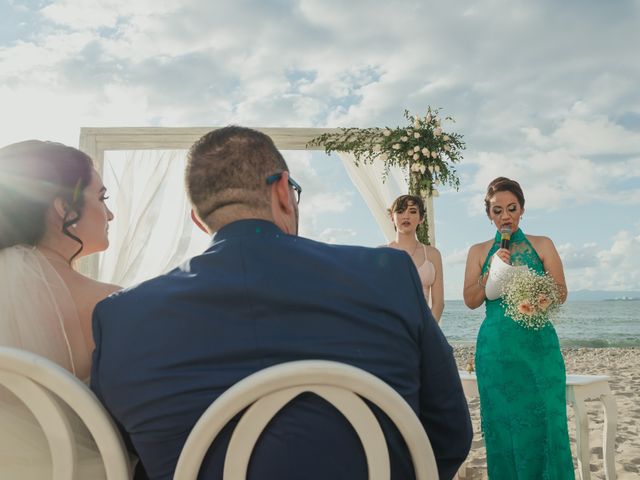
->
<box><xmin>388</xmin><ymin>194</ymin><xmax>426</xmax><ymax>219</ymax></box>
<box><xmin>185</xmin><ymin>126</ymin><xmax>288</xmax><ymax>226</ymax></box>
<box><xmin>484</xmin><ymin>177</ymin><xmax>525</xmax><ymax>216</ymax></box>
<box><xmin>0</xmin><ymin>140</ymin><xmax>93</xmax><ymax>259</ymax></box>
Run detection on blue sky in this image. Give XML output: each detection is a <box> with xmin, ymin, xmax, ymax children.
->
<box><xmin>1</xmin><ymin>0</ymin><xmax>639</xmax><ymax>298</ymax></box>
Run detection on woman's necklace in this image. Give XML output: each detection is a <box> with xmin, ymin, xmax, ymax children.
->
<box><xmin>390</xmin><ymin>241</ymin><xmax>420</xmax><ymax>257</ymax></box>
<box><xmin>37</xmin><ymin>246</ymin><xmax>73</xmax><ymax>268</ymax></box>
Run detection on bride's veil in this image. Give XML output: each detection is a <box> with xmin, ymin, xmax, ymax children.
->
<box><xmin>0</xmin><ymin>245</ymin><xmax>89</xmax><ymax>377</ymax></box>
<box><xmin>0</xmin><ymin>245</ymin><xmax>105</xmax><ymax>477</ymax></box>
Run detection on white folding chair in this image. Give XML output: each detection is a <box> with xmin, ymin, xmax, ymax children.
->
<box><xmin>0</xmin><ymin>346</ymin><xmax>132</xmax><ymax>480</ymax></box>
<box><xmin>174</xmin><ymin>360</ymin><xmax>439</xmax><ymax>480</ymax></box>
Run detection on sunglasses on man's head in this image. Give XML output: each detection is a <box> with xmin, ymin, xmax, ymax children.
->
<box><xmin>266</xmin><ymin>173</ymin><xmax>302</xmax><ymax>204</ymax></box>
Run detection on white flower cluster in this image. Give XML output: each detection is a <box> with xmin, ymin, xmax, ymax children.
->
<box><xmin>501</xmin><ymin>268</ymin><xmax>561</xmax><ymax>330</ymax></box>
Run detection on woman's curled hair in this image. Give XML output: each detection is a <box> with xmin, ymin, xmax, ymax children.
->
<box><xmin>0</xmin><ymin>140</ymin><xmax>93</xmax><ymax>259</ymax></box>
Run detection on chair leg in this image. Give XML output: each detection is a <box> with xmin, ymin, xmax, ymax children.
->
<box><xmin>600</xmin><ymin>392</ymin><xmax>617</xmax><ymax>480</ymax></box>
<box><xmin>571</xmin><ymin>396</ymin><xmax>591</xmax><ymax>480</ymax></box>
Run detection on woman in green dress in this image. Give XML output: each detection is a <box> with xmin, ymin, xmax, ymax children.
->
<box><xmin>463</xmin><ymin>177</ymin><xmax>574</xmax><ymax>479</ymax></box>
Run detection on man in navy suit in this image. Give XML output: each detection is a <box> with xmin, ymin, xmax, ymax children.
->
<box><xmin>91</xmin><ymin>126</ymin><xmax>472</xmax><ymax>480</ymax></box>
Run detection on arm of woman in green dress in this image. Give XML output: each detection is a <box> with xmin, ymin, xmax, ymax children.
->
<box><xmin>535</xmin><ymin>236</ymin><xmax>568</xmax><ymax>304</ymax></box>
<box><xmin>463</xmin><ymin>243</ymin><xmax>488</xmax><ymax>309</ymax></box>
<box><xmin>429</xmin><ymin>246</ymin><xmax>445</xmax><ymax>322</ymax></box>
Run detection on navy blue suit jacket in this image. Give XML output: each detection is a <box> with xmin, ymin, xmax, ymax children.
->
<box><xmin>91</xmin><ymin>220</ymin><xmax>472</xmax><ymax>480</ymax></box>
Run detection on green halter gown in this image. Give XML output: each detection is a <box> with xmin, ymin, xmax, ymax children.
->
<box><xmin>475</xmin><ymin>229</ymin><xmax>575</xmax><ymax>479</ymax></box>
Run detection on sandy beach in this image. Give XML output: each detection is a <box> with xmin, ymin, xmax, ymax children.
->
<box><xmin>452</xmin><ymin>346</ymin><xmax>640</xmax><ymax>479</ymax></box>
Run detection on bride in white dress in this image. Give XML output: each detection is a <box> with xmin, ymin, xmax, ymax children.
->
<box><xmin>0</xmin><ymin>140</ymin><xmax>121</xmax><ymax>477</ymax></box>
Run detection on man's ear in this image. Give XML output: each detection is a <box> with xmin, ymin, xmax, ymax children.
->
<box><xmin>191</xmin><ymin>209</ymin><xmax>211</xmax><ymax>234</ymax></box>
<box><xmin>273</xmin><ymin>171</ymin><xmax>294</xmax><ymax>214</ymax></box>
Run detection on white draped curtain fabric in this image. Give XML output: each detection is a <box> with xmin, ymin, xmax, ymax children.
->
<box><xmin>96</xmin><ymin>149</ymin><xmax>210</xmax><ymax>287</ymax></box>
<box><xmin>86</xmin><ymin>147</ymin><xmax>435</xmax><ymax>287</ymax></box>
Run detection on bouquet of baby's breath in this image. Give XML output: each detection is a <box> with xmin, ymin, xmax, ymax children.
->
<box><xmin>501</xmin><ymin>268</ymin><xmax>561</xmax><ymax>330</ymax></box>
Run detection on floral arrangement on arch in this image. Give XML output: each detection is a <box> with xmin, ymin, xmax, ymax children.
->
<box><xmin>308</xmin><ymin>108</ymin><xmax>465</xmax><ymax>244</ymax></box>
<box><xmin>501</xmin><ymin>268</ymin><xmax>562</xmax><ymax>330</ymax></box>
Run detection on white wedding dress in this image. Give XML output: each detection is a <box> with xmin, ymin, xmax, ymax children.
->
<box><xmin>0</xmin><ymin>245</ymin><xmax>108</xmax><ymax>478</ymax></box>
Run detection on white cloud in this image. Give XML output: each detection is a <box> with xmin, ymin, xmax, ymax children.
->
<box><xmin>561</xmin><ymin>230</ymin><xmax>640</xmax><ymax>291</ymax></box>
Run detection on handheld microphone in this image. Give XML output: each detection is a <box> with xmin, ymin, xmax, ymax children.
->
<box><xmin>500</xmin><ymin>226</ymin><xmax>512</xmax><ymax>250</ymax></box>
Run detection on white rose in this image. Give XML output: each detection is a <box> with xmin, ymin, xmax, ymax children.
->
<box><xmin>444</xmin><ymin>144</ymin><xmax>451</xmax><ymax>152</ymax></box>
<box><xmin>443</xmin><ymin>135</ymin><xmax>450</xmax><ymax>141</ymax></box>
<box><xmin>419</xmin><ymin>164</ymin><xmax>426</xmax><ymax>174</ymax></box>
<box><xmin>435</xmin><ymin>116</ymin><xmax>441</xmax><ymax>126</ymax></box>
<box><xmin>428</xmin><ymin>165</ymin><xmax>434</xmax><ymax>173</ymax></box>
<box><xmin>414</xmin><ymin>119</ymin><xmax>421</xmax><ymax>128</ymax></box>
<box><xmin>392</xmin><ymin>143</ymin><xmax>401</xmax><ymax>150</ymax></box>
<box><xmin>413</xmin><ymin>146</ymin><xmax>420</xmax><ymax>152</ymax></box>
<box><xmin>380</xmin><ymin>153</ymin><xmax>388</xmax><ymax>161</ymax></box>
<box><xmin>414</xmin><ymin>132</ymin><xmax>420</xmax><ymax>138</ymax></box>
<box><xmin>383</xmin><ymin>129</ymin><xmax>391</xmax><ymax>137</ymax></box>
<box><xmin>411</xmin><ymin>162</ymin><xmax>421</xmax><ymax>172</ymax></box>
<box><xmin>407</xmin><ymin>149</ymin><xmax>413</xmax><ymax>155</ymax></box>
<box><xmin>425</xmin><ymin>113</ymin><xmax>432</xmax><ymax>123</ymax></box>
<box><xmin>373</xmin><ymin>144</ymin><xmax>381</xmax><ymax>152</ymax></box>
<box><xmin>434</xmin><ymin>165</ymin><xmax>440</xmax><ymax>173</ymax></box>
<box><xmin>433</xmin><ymin>127</ymin><xmax>442</xmax><ymax>137</ymax></box>
<box><xmin>413</xmin><ymin>153</ymin><xmax>420</xmax><ymax>160</ymax></box>
<box><xmin>420</xmin><ymin>189</ymin><xmax>428</xmax><ymax>198</ymax></box>
<box><xmin>401</xmin><ymin>136</ymin><xmax>408</xmax><ymax>142</ymax></box>
<box><xmin>431</xmin><ymin>151</ymin><xmax>437</xmax><ymax>158</ymax></box>
<box><xmin>421</xmin><ymin>148</ymin><xmax>430</xmax><ymax>156</ymax></box>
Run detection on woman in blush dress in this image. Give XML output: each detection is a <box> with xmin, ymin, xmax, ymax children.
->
<box><xmin>0</xmin><ymin>140</ymin><xmax>121</xmax><ymax>478</ymax></box>
<box><xmin>463</xmin><ymin>177</ymin><xmax>573</xmax><ymax>479</ymax></box>
<box><xmin>385</xmin><ymin>194</ymin><xmax>444</xmax><ymax>322</ymax></box>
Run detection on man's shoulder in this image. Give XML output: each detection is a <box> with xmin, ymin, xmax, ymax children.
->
<box><xmin>294</xmin><ymin>237</ymin><xmax>411</xmax><ymax>267</ymax></box>
<box><xmin>94</xmin><ymin>270</ymin><xmax>175</xmax><ymax>315</ymax></box>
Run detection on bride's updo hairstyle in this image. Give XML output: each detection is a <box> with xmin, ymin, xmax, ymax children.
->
<box><xmin>0</xmin><ymin>140</ymin><xmax>93</xmax><ymax>259</ymax></box>
<box><xmin>484</xmin><ymin>177</ymin><xmax>525</xmax><ymax>217</ymax></box>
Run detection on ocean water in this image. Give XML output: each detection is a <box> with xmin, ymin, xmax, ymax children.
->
<box><xmin>440</xmin><ymin>300</ymin><xmax>640</xmax><ymax>347</ymax></box>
